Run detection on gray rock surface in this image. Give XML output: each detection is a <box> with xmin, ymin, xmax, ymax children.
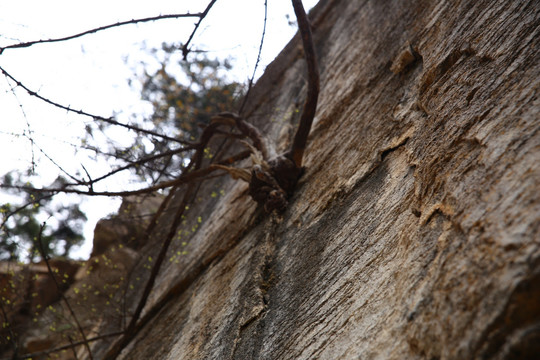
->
<box><xmin>54</xmin><ymin>0</ymin><xmax>538</xmax><ymax>359</ymax></box>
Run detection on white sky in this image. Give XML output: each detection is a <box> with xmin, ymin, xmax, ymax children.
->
<box><xmin>0</xmin><ymin>0</ymin><xmax>318</xmax><ymax>259</ymax></box>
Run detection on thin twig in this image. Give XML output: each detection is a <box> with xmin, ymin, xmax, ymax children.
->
<box><xmin>36</xmin><ymin>222</ymin><xmax>94</xmax><ymax>360</ymax></box>
<box><xmin>0</xmin><ymin>66</ymin><xmax>189</xmax><ymax>145</ymax></box>
<box><xmin>152</xmin><ymin>151</ymin><xmax>175</xmax><ymax>184</ymax></box>
<box><xmin>132</xmin><ymin>183</ymin><xmax>195</xmax><ymax>331</ymax></box>
<box><xmin>181</xmin><ymin>0</ymin><xmax>219</xmax><ymax>59</ymax></box>
<box><xmin>0</xmin><ymin>193</ymin><xmax>55</xmax><ymax>233</ymax></box>
<box><xmin>103</xmin><ymin>180</ymin><xmax>198</xmax><ymax>360</ymax></box>
<box><xmin>74</xmin><ymin>143</ymin><xmax>199</xmax><ymax>187</ymax></box>
<box><xmin>0</xmin><ymin>128</ymin><xmax>151</xmax><ymax>165</ymax></box>
<box><xmin>34</xmin><ymin>142</ymin><xmax>83</xmax><ymax>184</ymax></box>
<box><xmin>0</xmin><ymin>14</ymin><xmax>202</xmax><ymax>54</ymax></box>
<box><xmin>1</xmin><ymin>164</ymin><xmax>227</xmax><ymax>197</ymax></box>
<box><xmin>238</xmin><ymin>0</ymin><xmax>268</xmax><ymax>114</ymax></box>
<box><xmin>115</xmin><ymin>119</ymin><xmax>230</xmax><ymax>334</ymax></box>
<box><xmin>67</xmin><ymin>336</ymin><xmax>80</xmax><ymax>360</ymax></box>
<box><xmin>4</xmin><ymin>76</ymin><xmax>36</xmax><ymax>172</ymax></box>
<box><xmin>103</xmin><ymin>187</ymin><xmax>250</xmax><ymax>360</ymax></box>
<box><xmin>119</xmin><ymin>185</ymin><xmax>178</xmax><ymax>322</ymax></box>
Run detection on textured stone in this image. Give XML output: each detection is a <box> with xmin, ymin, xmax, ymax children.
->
<box><xmin>111</xmin><ymin>0</ymin><xmax>539</xmax><ymax>359</ymax></box>
<box><xmin>92</xmin><ymin>194</ymin><xmax>164</xmax><ymax>256</ymax></box>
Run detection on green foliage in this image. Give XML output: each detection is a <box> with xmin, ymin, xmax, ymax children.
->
<box><xmin>110</xmin><ymin>49</ymin><xmax>245</xmax><ymax>183</ymax></box>
<box><xmin>142</xmin><ymin>52</ymin><xmax>243</xmax><ymax>142</ymax></box>
<box><xmin>0</xmin><ymin>172</ymin><xmax>87</xmax><ymax>262</ymax></box>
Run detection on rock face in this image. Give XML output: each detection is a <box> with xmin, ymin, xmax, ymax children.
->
<box><xmin>91</xmin><ymin>194</ymin><xmax>164</xmax><ymax>256</ymax></box>
<box><xmin>93</xmin><ymin>1</ymin><xmax>539</xmax><ymax>359</ymax></box>
<box><xmin>0</xmin><ymin>196</ymin><xmax>161</xmax><ymax>359</ymax></box>
<box><xmin>0</xmin><ymin>260</ymin><xmax>80</xmax><ymax>356</ymax></box>
<box><xmin>106</xmin><ymin>0</ymin><xmax>539</xmax><ymax>359</ymax></box>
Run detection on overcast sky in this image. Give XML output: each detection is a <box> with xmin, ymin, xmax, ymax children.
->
<box><xmin>0</xmin><ymin>0</ymin><xmax>319</xmax><ymax>259</ymax></box>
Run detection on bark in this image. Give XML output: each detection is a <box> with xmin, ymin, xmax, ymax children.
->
<box><xmin>105</xmin><ymin>0</ymin><xmax>539</xmax><ymax>359</ymax></box>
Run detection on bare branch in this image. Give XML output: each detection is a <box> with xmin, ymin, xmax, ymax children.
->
<box><xmin>0</xmin><ymin>66</ymin><xmax>190</xmax><ymax>145</ymax></box>
<box><xmin>181</xmin><ymin>0</ymin><xmax>219</xmax><ymax>59</ymax></box>
<box><xmin>0</xmin><ymin>13</ymin><xmax>202</xmax><ymax>54</ymax></box>
<box><xmin>3</xmin><ymin>75</ymin><xmax>36</xmax><ymax>172</ymax></box>
<box><xmin>0</xmin><ymin>123</ymin><xmax>237</xmax><ymax>196</ymax></box>
<box><xmin>118</xmin><ymin>185</ymin><xmax>179</xmax><ymax>327</ymax></box>
<box><xmin>74</xmin><ymin>143</ymin><xmax>199</xmax><ymax>187</ymax></box>
<box><xmin>1</xmin><ymin>148</ymin><xmax>250</xmax><ymax>198</ymax></box>
<box><xmin>239</xmin><ymin>0</ymin><xmax>268</xmax><ymax>114</ymax></box>
<box><xmin>104</xmin><ymin>156</ymin><xmax>204</xmax><ymax>359</ymax></box>
<box><xmin>0</xmin><ymin>128</ymin><xmax>148</xmax><ymax>166</ymax></box>
<box><xmin>126</xmin><ymin>181</ymin><xmax>196</xmax><ymax>336</ymax></box>
<box><xmin>0</xmin><ymin>193</ymin><xmax>55</xmax><ymax>232</ymax></box>
<box><xmin>103</xmin><ymin>145</ymin><xmax>250</xmax><ymax>360</ymax></box>
<box><xmin>36</xmin><ymin>223</ymin><xmax>94</xmax><ymax>360</ymax></box>
<box><xmin>0</xmin><ymin>168</ymin><xmax>215</xmax><ymax>197</ymax></box>
<box><xmin>34</xmin><ymin>142</ymin><xmax>83</xmax><ymax>184</ymax></box>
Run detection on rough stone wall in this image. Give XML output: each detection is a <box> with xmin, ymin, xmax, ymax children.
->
<box><xmin>109</xmin><ymin>0</ymin><xmax>539</xmax><ymax>359</ymax></box>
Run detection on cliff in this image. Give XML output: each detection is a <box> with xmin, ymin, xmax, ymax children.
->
<box><xmin>111</xmin><ymin>0</ymin><xmax>539</xmax><ymax>358</ymax></box>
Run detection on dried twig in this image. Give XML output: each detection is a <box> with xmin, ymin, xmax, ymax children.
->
<box><xmin>0</xmin><ymin>193</ymin><xmax>55</xmax><ymax>233</ymax></box>
<box><xmin>181</xmin><ymin>0</ymin><xmax>219</xmax><ymax>59</ymax></box>
<box><xmin>1</xmin><ymin>148</ymin><xmax>251</xmax><ymax>198</ymax></box>
<box><xmin>73</xmin><ymin>143</ymin><xmax>199</xmax><ymax>187</ymax></box>
<box><xmin>104</xmin><ymin>155</ymin><xmax>205</xmax><ymax>359</ymax></box>
<box><xmin>0</xmin><ymin>66</ymin><xmax>188</xmax><ymax>145</ymax></box>
<box><xmin>4</xmin><ymin>77</ymin><xmax>36</xmax><ymax>172</ymax></box>
<box><xmin>238</xmin><ymin>0</ymin><xmax>268</xmax><ymax>114</ymax></box>
<box><xmin>0</xmin><ymin>14</ymin><xmax>202</xmax><ymax>54</ymax></box>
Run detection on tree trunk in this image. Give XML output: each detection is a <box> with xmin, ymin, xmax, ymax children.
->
<box><xmin>110</xmin><ymin>0</ymin><xmax>540</xmax><ymax>359</ymax></box>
